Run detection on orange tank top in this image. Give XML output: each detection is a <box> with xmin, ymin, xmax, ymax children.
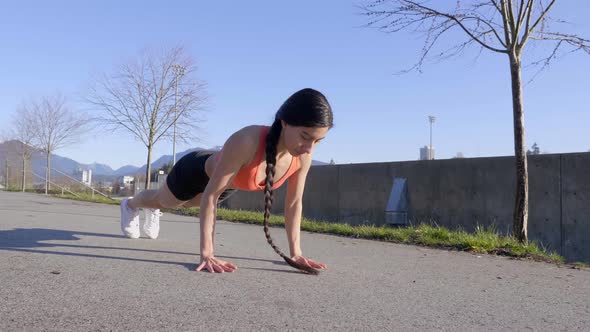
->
<box><xmin>231</xmin><ymin>126</ymin><xmax>300</xmax><ymax>191</ymax></box>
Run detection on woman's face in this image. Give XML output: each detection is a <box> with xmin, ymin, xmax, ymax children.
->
<box><xmin>281</xmin><ymin>120</ymin><xmax>329</xmax><ymax>156</ymax></box>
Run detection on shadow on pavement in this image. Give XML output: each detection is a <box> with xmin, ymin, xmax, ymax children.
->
<box><xmin>0</xmin><ymin>228</ymin><xmax>292</xmax><ymax>273</ymax></box>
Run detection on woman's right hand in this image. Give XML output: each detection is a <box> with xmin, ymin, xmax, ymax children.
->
<box><xmin>196</xmin><ymin>256</ymin><xmax>237</xmax><ymax>273</ymax></box>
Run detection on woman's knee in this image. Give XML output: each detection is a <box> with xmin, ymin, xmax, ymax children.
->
<box><xmin>155</xmin><ymin>185</ymin><xmax>185</xmax><ymax>208</ymax></box>
<box><xmin>182</xmin><ymin>193</ymin><xmax>202</xmax><ymax>208</ymax></box>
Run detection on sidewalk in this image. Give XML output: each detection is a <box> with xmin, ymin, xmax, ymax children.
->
<box><xmin>1</xmin><ymin>191</ymin><xmax>589</xmax><ymax>331</ymax></box>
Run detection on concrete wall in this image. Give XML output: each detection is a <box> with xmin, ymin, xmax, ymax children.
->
<box><xmin>561</xmin><ymin>153</ymin><xmax>590</xmax><ymax>262</ymax></box>
<box><xmin>223</xmin><ymin>152</ymin><xmax>590</xmax><ymax>262</ymax></box>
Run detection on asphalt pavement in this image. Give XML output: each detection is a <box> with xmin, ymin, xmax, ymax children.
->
<box><xmin>1</xmin><ymin>191</ymin><xmax>589</xmax><ymax>331</ymax></box>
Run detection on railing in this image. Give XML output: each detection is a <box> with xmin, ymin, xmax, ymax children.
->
<box><xmin>51</xmin><ymin>168</ymin><xmax>110</xmax><ymax>198</ymax></box>
<box><xmin>31</xmin><ymin>171</ymin><xmax>81</xmax><ymax>197</ymax></box>
<box><xmin>2</xmin><ymin>158</ymin><xmax>113</xmax><ymax>198</ymax></box>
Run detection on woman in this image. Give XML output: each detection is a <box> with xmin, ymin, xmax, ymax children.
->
<box><xmin>120</xmin><ymin>88</ymin><xmax>333</xmax><ymax>274</ymax></box>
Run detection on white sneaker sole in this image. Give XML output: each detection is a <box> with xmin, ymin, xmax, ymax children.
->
<box><xmin>143</xmin><ymin>209</ymin><xmax>161</xmax><ymax>240</ymax></box>
<box><xmin>121</xmin><ymin>198</ymin><xmax>140</xmax><ymax>239</ymax></box>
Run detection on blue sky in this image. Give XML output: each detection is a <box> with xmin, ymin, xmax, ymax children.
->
<box><xmin>1</xmin><ymin>1</ymin><xmax>588</xmax><ymax>169</ymax></box>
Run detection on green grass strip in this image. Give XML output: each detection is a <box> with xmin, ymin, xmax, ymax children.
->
<box><xmin>175</xmin><ymin>207</ymin><xmax>565</xmax><ymax>264</ymax></box>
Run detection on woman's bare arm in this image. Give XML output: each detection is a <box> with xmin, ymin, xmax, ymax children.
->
<box><xmin>284</xmin><ymin>154</ymin><xmax>327</xmax><ymax>269</ymax></box>
<box><xmin>196</xmin><ymin>129</ymin><xmax>256</xmax><ymax>273</ymax></box>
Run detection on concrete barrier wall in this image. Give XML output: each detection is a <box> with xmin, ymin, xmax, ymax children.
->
<box><xmin>561</xmin><ymin>153</ymin><xmax>590</xmax><ymax>262</ymax></box>
<box><xmin>526</xmin><ymin>154</ymin><xmax>562</xmax><ymax>255</ymax></box>
<box><xmin>338</xmin><ymin>162</ymin><xmax>391</xmax><ymax>225</ymax></box>
<box><xmin>223</xmin><ymin>152</ymin><xmax>590</xmax><ymax>262</ymax></box>
<box><xmin>302</xmin><ymin>165</ymin><xmax>340</xmax><ymax>222</ymax></box>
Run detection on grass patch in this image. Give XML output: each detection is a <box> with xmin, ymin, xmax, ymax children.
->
<box><xmin>2</xmin><ymin>187</ymin><xmax>118</xmax><ymax>205</ymax></box>
<box><xmin>573</xmin><ymin>262</ymin><xmax>590</xmax><ymax>268</ymax></box>
<box><xmin>173</xmin><ymin>207</ymin><xmax>565</xmax><ymax>264</ymax></box>
<box><xmin>50</xmin><ymin>192</ymin><xmax>120</xmax><ymax>205</ymax></box>
<box><xmin>2</xmin><ymin>187</ymin><xmax>27</xmax><ymax>192</ymax></box>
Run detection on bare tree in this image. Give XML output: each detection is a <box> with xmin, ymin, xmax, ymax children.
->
<box><xmin>11</xmin><ymin>106</ymin><xmax>37</xmax><ymax>192</ymax></box>
<box><xmin>362</xmin><ymin>0</ymin><xmax>589</xmax><ymax>243</ymax></box>
<box><xmin>86</xmin><ymin>46</ymin><xmax>207</xmax><ymax>190</ymax></box>
<box><xmin>527</xmin><ymin>142</ymin><xmax>541</xmax><ymax>155</ymax></box>
<box><xmin>23</xmin><ymin>94</ymin><xmax>87</xmax><ymax>194</ymax></box>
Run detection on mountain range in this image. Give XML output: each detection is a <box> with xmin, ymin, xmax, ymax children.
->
<box><xmin>0</xmin><ymin>140</ymin><xmax>328</xmax><ymax>182</ymax></box>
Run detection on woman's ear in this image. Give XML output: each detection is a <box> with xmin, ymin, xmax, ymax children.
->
<box><xmin>281</xmin><ymin>119</ymin><xmax>287</xmax><ymax>129</ymax></box>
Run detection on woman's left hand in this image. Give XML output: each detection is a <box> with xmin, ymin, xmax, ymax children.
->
<box><xmin>291</xmin><ymin>255</ymin><xmax>327</xmax><ymax>270</ymax></box>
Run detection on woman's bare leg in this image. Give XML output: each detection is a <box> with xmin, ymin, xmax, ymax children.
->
<box><xmin>181</xmin><ymin>193</ymin><xmax>203</xmax><ymax>208</ymax></box>
<box><xmin>127</xmin><ymin>183</ymin><xmax>186</xmax><ymax>210</ymax></box>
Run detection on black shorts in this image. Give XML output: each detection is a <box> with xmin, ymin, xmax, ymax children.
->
<box><xmin>166</xmin><ymin>150</ymin><xmax>236</xmax><ymax>202</ymax></box>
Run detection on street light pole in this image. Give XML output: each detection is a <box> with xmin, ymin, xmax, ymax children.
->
<box><xmin>173</xmin><ymin>71</ymin><xmax>178</xmax><ymax>166</ymax></box>
<box><xmin>428</xmin><ymin>115</ymin><xmax>436</xmax><ymax>160</ymax></box>
<box><xmin>4</xmin><ymin>160</ymin><xmax>8</xmax><ymax>189</ymax></box>
<box><xmin>172</xmin><ymin>64</ymin><xmax>185</xmax><ymax>166</ymax></box>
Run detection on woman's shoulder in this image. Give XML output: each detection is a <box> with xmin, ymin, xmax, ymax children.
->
<box><xmin>239</xmin><ymin>124</ymin><xmax>268</xmax><ymax>134</ymax></box>
<box><xmin>222</xmin><ymin>125</ymin><xmax>267</xmax><ymax>154</ymax></box>
<box><xmin>230</xmin><ymin>125</ymin><xmax>267</xmax><ymax>143</ymax></box>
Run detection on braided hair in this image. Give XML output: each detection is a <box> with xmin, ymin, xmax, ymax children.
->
<box><xmin>262</xmin><ymin>88</ymin><xmax>333</xmax><ymax>275</ymax></box>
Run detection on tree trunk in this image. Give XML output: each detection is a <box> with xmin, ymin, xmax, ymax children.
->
<box><xmin>509</xmin><ymin>53</ymin><xmax>529</xmax><ymax>243</ymax></box>
<box><xmin>45</xmin><ymin>152</ymin><xmax>51</xmax><ymax>195</ymax></box>
<box><xmin>21</xmin><ymin>152</ymin><xmax>26</xmax><ymax>192</ymax></box>
<box><xmin>145</xmin><ymin>145</ymin><xmax>152</xmax><ymax>191</ymax></box>
<box><xmin>4</xmin><ymin>160</ymin><xmax>8</xmax><ymax>189</ymax></box>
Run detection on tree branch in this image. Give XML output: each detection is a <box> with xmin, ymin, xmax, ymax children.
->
<box><xmin>408</xmin><ymin>0</ymin><xmax>507</xmax><ymax>53</ymax></box>
<box><xmin>520</xmin><ymin>0</ymin><xmax>557</xmax><ymax>47</ymax></box>
<box><xmin>85</xmin><ymin>46</ymin><xmax>207</xmax><ymax>158</ymax></box>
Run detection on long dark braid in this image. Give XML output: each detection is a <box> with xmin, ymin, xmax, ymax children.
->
<box><xmin>263</xmin><ymin>119</ymin><xmax>320</xmax><ymax>275</ymax></box>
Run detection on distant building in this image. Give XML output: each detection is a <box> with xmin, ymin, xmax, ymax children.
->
<box><xmin>81</xmin><ymin>169</ymin><xmax>92</xmax><ymax>186</ymax></box>
<box><xmin>156</xmin><ymin>170</ymin><xmax>167</xmax><ymax>187</ymax></box>
<box><xmin>420</xmin><ymin>146</ymin><xmax>435</xmax><ymax>160</ymax></box>
<box><xmin>122</xmin><ymin>176</ymin><xmax>134</xmax><ymax>187</ymax></box>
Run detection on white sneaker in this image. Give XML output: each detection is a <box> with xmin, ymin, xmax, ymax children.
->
<box><xmin>143</xmin><ymin>208</ymin><xmax>162</xmax><ymax>239</ymax></box>
<box><xmin>120</xmin><ymin>198</ymin><xmax>140</xmax><ymax>239</ymax></box>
